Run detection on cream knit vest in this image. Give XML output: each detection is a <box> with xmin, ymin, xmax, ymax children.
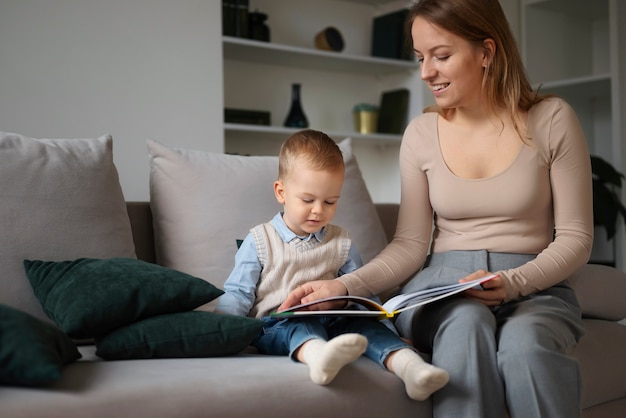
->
<box><xmin>249</xmin><ymin>222</ymin><xmax>351</xmax><ymax>318</ymax></box>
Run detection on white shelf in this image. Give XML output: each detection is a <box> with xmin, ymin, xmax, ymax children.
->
<box><xmin>223</xmin><ymin>37</ymin><xmax>417</xmax><ymax>75</ymax></box>
<box><xmin>534</xmin><ymin>74</ymin><xmax>611</xmax><ymax>98</ymax></box>
<box><xmin>337</xmin><ymin>0</ymin><xmax>404</xmax><ymax>4</ymax></box>
<box><xmin>225</xmin><ymin>123</ymin><xmax>401</xmax><ymax>146</ymax></box>
<box><xmin>523</xmin><ymin>0</ymin><xmax>608</xmax><ymax>19</ymax></box>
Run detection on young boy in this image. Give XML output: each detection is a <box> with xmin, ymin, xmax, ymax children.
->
<box><xmin>215</xmin><ymin>129</ymin><xmax>448</xmax><ymax>400</ymax></box>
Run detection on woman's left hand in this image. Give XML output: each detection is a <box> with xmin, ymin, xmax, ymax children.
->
<box><xmin>460</xmin><ymin>270</ymin><xmax>506</xmax><ymax>307</ymax></box>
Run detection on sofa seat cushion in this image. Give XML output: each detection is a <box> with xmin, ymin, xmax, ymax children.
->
<box><xmin>575</xmin><ymin>319</ymin><xmax>626</xmax><ymax>409</ymax></box>
<box><xmin>0</xmin><ymin>345</ymin><xmax>429</xmax><ymax>418</ymax></box>
<box><xmin>0</xmin><ymin>132</ymin><xmax>136</xmax><ymax>323</ymax></box>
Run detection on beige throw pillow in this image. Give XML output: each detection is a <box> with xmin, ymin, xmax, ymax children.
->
<box><xmin>148</xmin><ymin>138</ymin><xmax>388</xmax><ymax>309</ymax></box>
<box><xmin>0</xmin><ymin>132</ymin><xmax>136</xmax><ymax>322</ymax></box>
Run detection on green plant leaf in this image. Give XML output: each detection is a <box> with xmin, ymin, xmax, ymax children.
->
<box><xmin>591</xmin><ymin>155</ymin><xmax>626</xmax><ymax>239</ymax></box>
<box><xmin>591</xmin><ymin>156</ymin><xmax>624</xmax><ymax>188</ymax></box>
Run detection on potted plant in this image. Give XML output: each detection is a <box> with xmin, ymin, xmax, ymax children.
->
<box><xmin>591</xmin><ymin>155</ymin><xmax>626</xmax><ymax>240</ymax></box>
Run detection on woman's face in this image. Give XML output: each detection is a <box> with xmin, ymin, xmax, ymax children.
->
<box><xmin>411</xmin><ymin>16</ymin><xmax>489</xmax><ymax>110</ymax></box>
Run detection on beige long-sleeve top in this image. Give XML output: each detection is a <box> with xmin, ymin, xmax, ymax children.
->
<box><xmin>338</xmin><ymin>97</ymin><xmax>594</xmax><ymax>302</ymax></box>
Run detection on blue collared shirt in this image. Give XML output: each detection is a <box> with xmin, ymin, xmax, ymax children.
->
<box><xmin>215</xmin><ymin>212</ymin><xmax>363</xmax><ymax>317</ymax></box>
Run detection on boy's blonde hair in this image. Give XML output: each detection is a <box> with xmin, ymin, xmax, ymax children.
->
<box><xmin>278</xmin><ymin>129</ymin><xmax>344</xmax><ymax>180</ymax></box>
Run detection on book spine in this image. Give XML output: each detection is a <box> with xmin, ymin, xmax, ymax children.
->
<box><xmin>222</xmin><ymin>0</ymin><xmax>236</xmax><ymax>36</ymax></box>
<box><xmin>234</xmin><ymin>0</ymin><xmax>249</xmax><ymax>39</ymax></box>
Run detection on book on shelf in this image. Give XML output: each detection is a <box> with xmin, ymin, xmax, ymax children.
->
<box><xmin>222</xmin><ymin>0</ymin><xmax>249</xmax><ymax>38</ymax></box>
<box><xmin>270</xmin><ymin>273</ymin><xmax>499</xmax><ymax>320</ymax></box>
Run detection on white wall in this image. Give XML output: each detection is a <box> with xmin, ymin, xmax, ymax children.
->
<box><xmin>0</xmin><ymin>0</ymin><xmax>223</xmax><ymax>201</ymax></box>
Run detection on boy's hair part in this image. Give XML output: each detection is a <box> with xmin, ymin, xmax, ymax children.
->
<box><xmin>278</xmin><ymin>129</ymin><xmax>344</xmax><ymax>180</ymax></box>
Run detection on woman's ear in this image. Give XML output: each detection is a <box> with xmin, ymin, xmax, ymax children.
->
<box><xmin>274</xmin><ymin>180</ymin><xmax>286</xmax><ymax>204</ymax></box>
<box><xmin>482</xmin><ymin>38</ymin><xmax>496</xmax><ymax>67</ymax></box>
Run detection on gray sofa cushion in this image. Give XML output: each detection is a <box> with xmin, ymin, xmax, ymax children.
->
<box><xmin>0</xmin><ymin>132</ymin><xmax>136</xmax><ymax>322</ymax></box>
<box><xmin>1</xmin><ymin>346</ymin><xmax>431</xmax><ymax>418</ymax></box>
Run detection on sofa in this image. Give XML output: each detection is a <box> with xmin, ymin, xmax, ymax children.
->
<box><xmin>1</xmin><ymin>132</ymin><xmax>625</xmax><ymax>417</ymax></box>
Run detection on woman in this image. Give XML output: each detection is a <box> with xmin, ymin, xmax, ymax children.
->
<box><xmin>279</xmin><ymin>0</ymin><xmax>593</xmax><ymax>417</ymax></box>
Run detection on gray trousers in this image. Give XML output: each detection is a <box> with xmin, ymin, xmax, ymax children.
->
<box><xmin>394</xmin><ymin>250</ymin><xmax>585</xmax><ymax>418</ymax></box>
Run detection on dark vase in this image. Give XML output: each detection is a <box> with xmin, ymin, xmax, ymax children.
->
<box><xmin>248</xmin><ymin>11</ymin><xmax>270</xmax><ymax>42</ymax></box>
<box><xmin>284</xmin><ymin>83</ymin><xmax>309</xmax><ymax>128</ymax></box>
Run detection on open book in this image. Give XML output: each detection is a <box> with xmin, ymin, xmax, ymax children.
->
<box><xmin>270</xmin><ymin>273</ymin><xmax>499</xmax><ymax>320</ymax></box>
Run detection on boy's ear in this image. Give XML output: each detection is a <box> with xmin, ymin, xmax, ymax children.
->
<box><xmin>274</xmin><ymin>180</ymin><xmax>286</xmax><ymax>204</ymax></box>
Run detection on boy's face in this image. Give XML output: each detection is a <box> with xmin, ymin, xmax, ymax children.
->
<box><xmin>274</xmin><ymin>157</ymin><xmax>344</xmax><ymax>236</ymax></box>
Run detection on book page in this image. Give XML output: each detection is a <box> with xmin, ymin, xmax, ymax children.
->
<box><xmin>382</xmin><ymin>274</ymin><xmax>499</xmax><ymax>313</ymax></box>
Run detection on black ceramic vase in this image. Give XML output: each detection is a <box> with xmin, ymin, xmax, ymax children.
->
<box><xmin>284</xmin><ymin>83</ymin><xmax>309</xmax><ymax>128</ymax></box>
<box><xmin>248</xmin><ymin>11</ymin><xmax>270</xmax><ymax>42</ymax></box>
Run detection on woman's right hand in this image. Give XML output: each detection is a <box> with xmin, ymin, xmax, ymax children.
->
<box><xmin>277</xmin><ymin>279</ymin><xmax>348</xmax><ymax>312</ymax></box>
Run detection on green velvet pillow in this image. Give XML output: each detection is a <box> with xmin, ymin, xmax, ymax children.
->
<box><xmin>0</xmin><ymin>304</ymin><xmax>81</xmax><ymax>387</ymax></box>
<box><xmin>95</xmin><ymin>311</ymin><xmax>263</xmax><ymax>360</ymax></box>
<box><xmin>23</xmin><ymin>257</ymin><xmax>224</xmax><ymax>339</ymax></box>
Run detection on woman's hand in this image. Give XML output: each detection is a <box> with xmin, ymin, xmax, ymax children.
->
<box><xmin>277</xmin><ymin>280</ymin><xmax>348</xmax><ymax>312</ymax></box>
<box><xmin>460</xmin><ymin>270</ymin><xmax>506</xmax><ymax>307</ymax></box>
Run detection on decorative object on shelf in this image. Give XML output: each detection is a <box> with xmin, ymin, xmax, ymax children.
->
<box><xmin>283</xmin><ymin>83</ymin><xmax>309</xmax><ymax>128</ymax></box>
<box><xmin>371</xmin><ymin>9</ymin><xmax>413</xmax><ymax>61</ymax></box>
<box><xmin>314</xmin><ymin>27</ymin><xmax>345</xmax><ymax>52</ymax></box>
<box><xmin>224</xmin><ymin>108</ymin><xmax>271</xmax><ymax>126</ymax></box>
<box><xmin>222</xmin><ymin>0</ymin><xmax>249</xmax><ymax>38</ymax></box>
<box><xmin>591</xmin><ymin>155</ymin><xmax>626</xmax><ymax>240</ymax></box>
<box><xmin>248</xmin><ymin>10</ymin><xmax>270</xmax><ymax>42</ymax></box>
<box><xmin>377</xmin><ymin>88</ymin><xmax>410</xmax><ymax>134</ymax></box>
<box><xmin>353</xmin><ymin>104</ymin><xmax>379</xmax><ymax>134</ymax></box>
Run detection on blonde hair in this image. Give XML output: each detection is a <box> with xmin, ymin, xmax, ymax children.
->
<box><xmin>406</xmin><ymin>0</ymin><xmax>546</xmax><ymax>141</ymax></box>
<box><xmin>278</xmin><ymin>129</ymin><xmax>344</xmax><ymax>180</ymax></box>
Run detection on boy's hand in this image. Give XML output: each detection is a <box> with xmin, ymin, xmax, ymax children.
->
<box><xmin>278</xmin><ymin>280</ymin><xmax>348</xmax><ymax>312</ymax></box>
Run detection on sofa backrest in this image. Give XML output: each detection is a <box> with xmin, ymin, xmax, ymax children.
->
<box><xmin>125</xmin><ymin>202</ymin><xmax>399</xmax><ymax>266</ymax></box>
<box><xmin>126</xmin><ymin>202</ymin><xmax>156</xmax><ymax>264</ymax></box>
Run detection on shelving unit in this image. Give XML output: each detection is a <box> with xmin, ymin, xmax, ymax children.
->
<box><xmin>521</xmin><ymin>0</ymin><xmax>626</xmax><ymax>268</ymax></box>
<box><xmin>222</xmin><ymin>34</ymin><xmax>418</xmax><ymax>150</ymax></box>
<box><xmin>222</xmin><ymin>0</ymin><xmax>421</xmax><ymax>203</ymax></box>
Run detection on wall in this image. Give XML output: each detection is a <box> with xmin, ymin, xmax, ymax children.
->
<box><xmin>0</xmin><ymin>0</ymin><xmax>223</xmax><ymax>201</ymax></box>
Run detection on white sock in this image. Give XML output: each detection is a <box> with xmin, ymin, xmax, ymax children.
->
<box><xmin>390</xmin><ymin>348</ymin><xmax>450</xmax><ymax>401</ymax></box>
<box><xmin>301</xmin><ymin>334</ymin><xmax>368</xmax><ymax>385</ymax></box>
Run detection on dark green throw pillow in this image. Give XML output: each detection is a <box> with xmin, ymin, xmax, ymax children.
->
<box><xmin>0</xmin><ymin>304</ymin><xmax>81</xmax><ymax>387</ymax></box>
<box><xmin>23</xmin><ymin>257</ymin><xmax>224</xmax><ymax>339</ymax></box>
<box><xmin>95</xmin><ymin>311</ymin><xmax>263</xmax><ymax>360</ymax></box>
